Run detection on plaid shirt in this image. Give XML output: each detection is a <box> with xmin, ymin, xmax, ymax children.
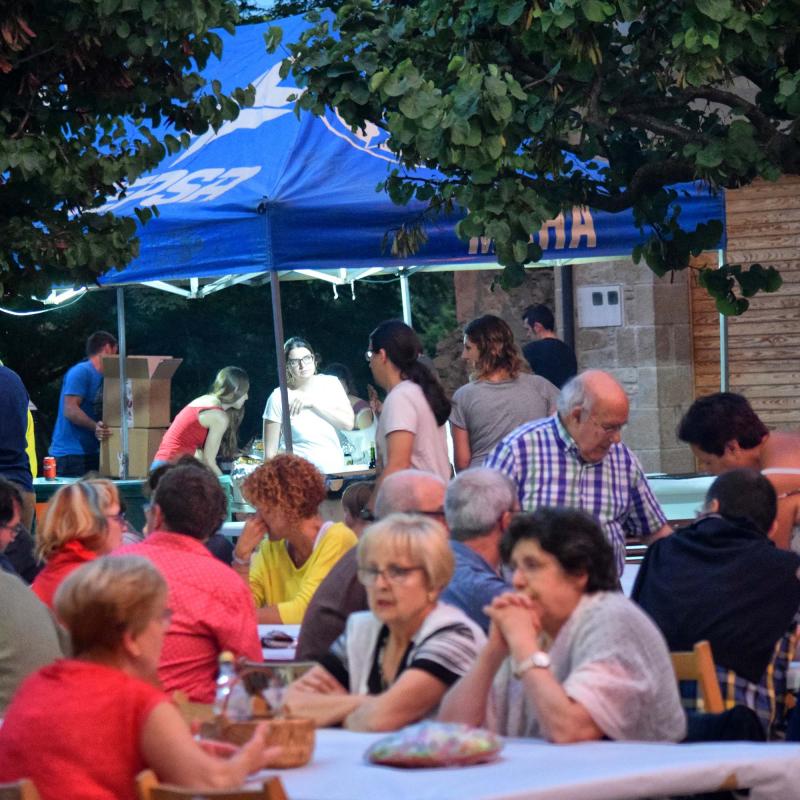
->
<box><xmin>679</xmin><ymin>626</ymin><xmax>798</xmax><ymax>739</ymax></box>
<box><xmin>484</xmin><ymin>415</ymin><xmax>667</xmax><ymax>574</ymax></box>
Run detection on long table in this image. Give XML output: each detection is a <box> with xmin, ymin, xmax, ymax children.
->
<box><xmin>260</xmin><ymin>728</ymin><xmax>800</xmax><ymax>800</ymax></box>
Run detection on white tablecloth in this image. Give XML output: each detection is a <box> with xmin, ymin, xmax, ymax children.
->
<box><xmin>258</xmin><ymin>728</ymin><xmax>800</xmax><ymax>800</ymax></box>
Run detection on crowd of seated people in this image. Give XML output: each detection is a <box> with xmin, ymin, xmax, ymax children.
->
<box><xmin>5</xmin><ymin>313</ymin><xmax>800</xmax><ymax>798</ymax></box>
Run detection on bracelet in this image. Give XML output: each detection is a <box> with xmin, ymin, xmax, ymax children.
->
<box><xmin>232</xmin><ymin>552</ymin><xmax>251</xmax><ymax>567</ymax></box>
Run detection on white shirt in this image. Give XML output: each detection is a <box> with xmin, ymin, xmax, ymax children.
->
<box><xmin>263</xmin><ymin>374</ymin><xmax>346</xmax><ymax>474</ymax></box>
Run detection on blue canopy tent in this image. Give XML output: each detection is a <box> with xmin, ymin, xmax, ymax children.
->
<box><xmin>96</xmin><ymin>15</ymin><xmax>726</xmax><ymax>474</ymax></box>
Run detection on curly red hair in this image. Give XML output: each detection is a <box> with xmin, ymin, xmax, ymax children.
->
<box><xmin>241</xmin><ymin>454</ymin><xmax>326</xmax><ymax>522</ymax></box>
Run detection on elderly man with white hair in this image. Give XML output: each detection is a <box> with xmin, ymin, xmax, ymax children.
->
<box><xmin>485</xmin><ymin>370</ymin><xmax>670</xmax><ymax>574</ymax></box>
<box><xmin>441</xmin><ymin>468</ymin><xmax>515</xmax><ymax>631</ymax></box>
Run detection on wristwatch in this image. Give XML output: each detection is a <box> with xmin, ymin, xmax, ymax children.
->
<box><xmin>512</xmin><ymin>650</ymin><xmax>551</xmax><ymax>678</ymax></box>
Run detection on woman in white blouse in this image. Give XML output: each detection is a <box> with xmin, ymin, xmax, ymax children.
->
<box><xmin>263</xmin><ymin>337</ymin><xmax>354</xmax><ymax>474</ymax></box>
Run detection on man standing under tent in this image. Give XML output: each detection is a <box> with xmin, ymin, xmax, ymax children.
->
<box><xmin>521</xmin><ymin>304</ymin><xmax>577</xmax><ymax>389</ymax></box>
<box><xmin>49</xmin><ymin>331</ymin><xmax>117</xmax><ymax>477</ymax></box>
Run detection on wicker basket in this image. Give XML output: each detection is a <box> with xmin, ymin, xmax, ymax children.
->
<box><xmin>204</xmin><ymin>662</ymin><xmax>316</xmax><ymax>768</ymax></box>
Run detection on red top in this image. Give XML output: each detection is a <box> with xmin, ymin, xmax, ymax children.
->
<box><xmin>0</xmin><ymin>660</ymin><xmax>167</xmax><ymax>800</ymax></box>
<box><xmin>115</xmin><ymin>532</ymin><xmax>262</xmax><ymax>701</ymax></box>
<box><xmin>153</xmin><ymin>404</ymin><xmax>223</xmax><ymax>462</ymax></box>
<box><xmin>31</xmin><ymin>539</ymin><xmax>98</xmax><ymax>609</ymax></box>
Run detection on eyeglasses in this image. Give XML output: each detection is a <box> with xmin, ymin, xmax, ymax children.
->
<box><xmin>589</xmin><ymin>415</ymin><xmax>626</xmax><ymax>435</ymax></box>
<box><xmin>365</xmin><ymin>349</ymin><xmax>374</xmax><ymax>363</ymax></box>
<box><xmin>287</xmin><ymin>354</ymin><xmax>314</xmax><ymax>367</ymax></box>
<box><xmin>357</xmin><ymin>565</ymin><xmax>425</xmax><ymax>586</ymax></box>
<box><xmin>106</xmin><ymin>511</ymin><xmax>126</xmax><ymax>524</ymax></box>
<box><xmin>0</xmin><ymin>522</ymin><xmax>26</xmax><ymax>539</ymax></box>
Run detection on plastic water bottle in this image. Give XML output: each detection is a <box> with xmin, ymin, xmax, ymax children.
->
<box><xmin>213</xmin><ymin>651</ymin><xmax>250</xmax><ymax>720</ymax></box>
<box><xmin>342</xmin><ymin>440</ymin><xmax>354</xmax><ymax>466</ymax></box>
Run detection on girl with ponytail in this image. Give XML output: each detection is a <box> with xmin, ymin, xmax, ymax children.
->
<box><xmin>367</xmin><ymin>320</ymin><xmax>452</xmax><ymax>485</ymax></box>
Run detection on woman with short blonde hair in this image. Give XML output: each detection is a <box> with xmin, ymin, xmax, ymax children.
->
<box><xmin>0</xmin><ymin>556</ymin><xmax>283</xmax><ymax>800</ymax></box>
<box><xmin>32</xmin><ymin>479</ymin><xmax>125</xmax><ymax>609</ymax></box>
<box><xmin>286</xmin><ymin>513</ymin><xmax>484</xmax><ymax>732</ymax></box>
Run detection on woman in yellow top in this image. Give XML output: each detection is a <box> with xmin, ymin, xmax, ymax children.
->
<box><xmin>232</xmin><ymin>454</ymin><xmax>357</xmax><ymax>623</ymax></box>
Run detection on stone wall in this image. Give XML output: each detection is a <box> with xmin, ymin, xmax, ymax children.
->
<box><xmin>432</xmin><ymin>267</ymin><xmax>555</xmax><ymax>396</ymax></box>
<box><xmin>572</xmin><ymin>258</ymin><xmax>694</xmax><ymax>474</ymax></box>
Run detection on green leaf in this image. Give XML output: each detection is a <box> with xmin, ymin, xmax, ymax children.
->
<box><xmin>497</xmin><ymin>0</ymin><xmax>526</xmax><ymax>26</ymax></box>
<box><xmin>581</xmin><ymin>0</ymin><xmax>609</xmax><ymax>22</ymax></box>
<box><xmin>265</xmin><ymin>26</ymin><xmax>283</xmax><ymax>53</ymax></box>
<box><xmin>695</xmin><ymin>0</ymin><xmax>732</xmax><ymax>22</ymax></box>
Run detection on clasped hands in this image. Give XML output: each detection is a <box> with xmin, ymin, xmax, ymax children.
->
<box><xmin>483</xmin><ymin>592</ymin><xmax>543</xmax><ymax>659</ymax></box>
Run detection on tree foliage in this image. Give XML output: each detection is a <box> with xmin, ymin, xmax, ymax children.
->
<box><xmin>0</xmin><ymin>0</ymin><xmax>254</xmax><ymax>298</ymax></box>
<box><xmin>282</xmin><ymin>0</ymin><xmax>798</xmax><ymax>313</ymax></box>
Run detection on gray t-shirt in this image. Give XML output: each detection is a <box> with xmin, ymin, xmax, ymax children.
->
<box><xmin>488</xmin><ymin>592</ymin><xmax>687</xmax><ymax>742</ymax></box>
<box><xmin>0</xmin><ymin>570</ymin><xmax>67</xmax><ymax>712</ymax></box>
<box><xmin>377</xmin><ymin>380</ymin><xmax>451</xmax><ymax>481</ymax></box>
<box><xmin>450</xmin><ymin>374</ymin><xmax>559</xmax><ymax>467</ymax></box>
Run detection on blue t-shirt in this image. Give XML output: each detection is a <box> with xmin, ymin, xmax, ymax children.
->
<box><xmin>49</xmin><ymin>360</ymin><xmax>103</xmax><ymax>458</ymax></box>
<box><xmin>440</xmin><ymin>541</ymin><xmax>509</xmax><ymax>632</ymax></box>
<box><xmin>0</xmin><ymin>366</ymin><xmax>32</xmax><ymax>491</ymax></box>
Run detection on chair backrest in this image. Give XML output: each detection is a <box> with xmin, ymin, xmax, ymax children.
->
<box><xmin>671</xmin><ymin>639</ymin><xmax>725</xmax><ymax>714</ymax></box>
<box><xmin>136</xmin><ymin>770</ymin><xmax>288</xmax><ymax>800</ymax></box>
<box><xmin>0</xmin><ymin>779</ymin><xmax>42</xmax><ymax>800</ymax></box>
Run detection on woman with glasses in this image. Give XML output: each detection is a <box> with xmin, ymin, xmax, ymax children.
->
<box><xmin>439</xmin><ymin>508</ymin><xmax>686</xmax><ymax>743</ymax></box>
<box><xmin>31</xmin><ymin>478</ymin><xmax>126</xmax><ymax>609</ymax></box>
<box><xmin>285</xmin><ymin>514</ymin><xmax>485</xmax><ymax>731</ymax></box>
<box><xmin>451</xmin><ymin>315</ymin><xmax>559</xmax><ymax>470</ymax></box>
<box><xmin>367</xmin><ymin>320</ymin><xmax>452</xmax><ymax>486</ymax></box>
<box><xmin>152</xmin><ymin>365</ymin><xmax>249</xmax><ymax>477</ymax></box>
<box><xmin>263</xmin><ymin>337</ymin><xmax>354</xmax><ymax>474</ymax></box>
<box><xmin>0</xmin><ymin>557</ymin><xmax>283</xmax><ymax>800</ymax></box>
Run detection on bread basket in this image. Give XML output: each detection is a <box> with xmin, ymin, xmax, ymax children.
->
<box><xmin>202</xmin><ymin>660</ymin><xmax>315</xmax><ymax>768</ymax></box>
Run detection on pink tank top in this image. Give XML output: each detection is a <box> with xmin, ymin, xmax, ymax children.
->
<box><xmin>154</xmin><ymin>405</ymin><xmax>223</xmax><ymax>461</ymax></box>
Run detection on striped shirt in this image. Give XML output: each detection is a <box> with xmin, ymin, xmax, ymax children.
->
<box><xmin>484</xmin><ymin>415</ymin><xmax>666</xmax><ymax>574</ymax></box>
<box><xmin>321</xmin><ymin>603</ymin><xmax>486</xmax><ymax>696</ymax></box>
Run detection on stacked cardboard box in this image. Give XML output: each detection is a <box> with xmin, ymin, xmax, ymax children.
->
<box><xmin>100</xmin><ymin>356</ymin><xmax>182</xmax><ymax>478</ymax></box>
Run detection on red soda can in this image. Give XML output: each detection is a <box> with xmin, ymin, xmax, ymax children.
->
<box><xmin>43</xmin><ymin>456</ymin><xmax>57</xmax><ymax>480</ymax></box>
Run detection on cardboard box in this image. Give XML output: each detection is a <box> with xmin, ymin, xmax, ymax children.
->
<box><xmin>103</xmin><ymin>356</ymin><xmax>182</xmax><ymax>428</ymax></box>
<box><xmin>100</xmin><ymin>427</ymin><xmax>167</xmax><ymax>478</ymax></box>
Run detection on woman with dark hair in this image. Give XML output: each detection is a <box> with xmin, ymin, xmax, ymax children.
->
<box><xmin>152</xmin><ymin>366</ymin><xmax>249</xmax><ymax>476</ymax></box>
<box><xmin>439</xmin><ymin>507</ymin><xmax>686</xmax><ymax>743</ymax></box>
<box><xmin>451</xmin><ymin>315</ymin><xmax>559</xmax><ymax>470</ymax></box>
<box><xmin>367</xmin><ymin>320</ymin><xmax>451</xmax><ymax>484</ymax></box>
<box><xmin>263</xmin><ymin>337</ymin><xmax>354</xmax><ymax>474</ymax></box>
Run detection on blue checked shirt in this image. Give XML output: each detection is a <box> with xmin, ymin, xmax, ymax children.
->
<box><xmin>484</xmin><ymin>415</ymin><xmax>667</xmax><ymax>575</ymax></box>
<box><xmin>679</xmin><ymin>626</ymin><xmax>797</xmax><ymax>738</ymax></box>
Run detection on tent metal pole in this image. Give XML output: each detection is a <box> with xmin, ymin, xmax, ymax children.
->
<box><xmin>115</xmin><ymin>288</ymin><xmax>129</xmax><ymax>480</ymax></box>
<box><xmin>560</xmin><ymin>264</ymin><xmax>575</xmax><ymax>351</ymax></box>
<box><xmin>399</xmin><ymin>270</ymin><xmax>412</xmax><ymax>326</ymax></box>
<box><xmin>717</xmin><ymin>249</ymin><xmax>729</xmax><ymax>391</ymax></box>
<box><xmin>270</xmin><ymin>272</ymin><xmax>293</xmax><ymax>452</ymax></box>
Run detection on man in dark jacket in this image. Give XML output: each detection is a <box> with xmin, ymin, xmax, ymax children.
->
<box><xmin>633</xmin><ymin>469</ymin><xmax>800</xmax><ymax>734</ymax></box>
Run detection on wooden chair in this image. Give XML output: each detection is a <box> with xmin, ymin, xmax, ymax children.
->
<box><xmin>0</xmin><ymin>780</ymin><xmax>42</xmax><ymax>800</ymax></box>
<box><xmin>670</xmin><ymin>639</ymin><xmax>725</xmax><ymax>714</ymax></box>
<box><xmin>136</xmin><ymin>770</ymin><xmax>288</xmax><ymax>800</ymax></box>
